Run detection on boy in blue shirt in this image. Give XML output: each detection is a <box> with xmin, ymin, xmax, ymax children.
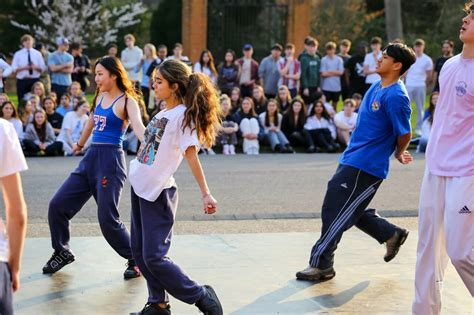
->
<box><xmin>297</xmin><ymin>43</ymin><xmax>416</xmax><ymax>281</ymax></box>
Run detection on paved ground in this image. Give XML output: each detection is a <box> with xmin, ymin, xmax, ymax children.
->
<box><xmin>2</xmin><ymin>153</ymin><xmax>425</xmax><ymax>226</ymax></box>
<box><xmin>15</xmin><ymin>231</ymin><xmax>472</xmax><ymax>315</ymax></box>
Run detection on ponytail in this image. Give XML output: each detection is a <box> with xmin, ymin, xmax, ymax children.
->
<box><xmin>183</xmin><ymin>72</ymin><xmax>221</xmax><ymax>148</ymax></box>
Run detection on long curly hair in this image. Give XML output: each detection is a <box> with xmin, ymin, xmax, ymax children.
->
<box><xmin>157</xmin><ymin>59</ymin><xmax>221</xmax><ymax>148</ymax></box>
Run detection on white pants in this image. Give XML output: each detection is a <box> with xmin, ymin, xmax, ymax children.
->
<box><xmin>412</xmin><ymin>168</ymin><xmax>474</xmax><ymax>315</ymax></box>
<box><xmin>240</xmin><ymin>118</ymin><xmax>260</xmax><ymax>153</ymax></box>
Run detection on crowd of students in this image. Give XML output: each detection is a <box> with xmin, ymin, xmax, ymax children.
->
<box><xmin>0</xmin><ymin>33</ymin><xmax>454</xmax><ymax>156</ymax></box>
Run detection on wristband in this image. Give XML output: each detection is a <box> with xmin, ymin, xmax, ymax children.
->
<box><xmin>76</xmin><ymin>142</ymin><xmax>84</xmax><ymax>149</ymax></box>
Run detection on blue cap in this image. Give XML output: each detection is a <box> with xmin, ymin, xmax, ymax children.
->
<box><xmin>243</xmin><ymin>44</ymin><xmax>253</xmax><ymax>50</ymax></box>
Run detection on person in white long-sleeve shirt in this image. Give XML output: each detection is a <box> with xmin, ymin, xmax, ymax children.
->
<box><xmin>334</xmin><ymin>98</ymin><xmax>358</xmax><ymax>146</ymax></box>
<box><xmin>0</xmin><ymin>59</ymin><xmax>13</xmax><ymax>93</ymax></box>
<box><xmin>121</xmin><ymin>34</ymin><xmax>143</xmax><ymax>86</ymax></box>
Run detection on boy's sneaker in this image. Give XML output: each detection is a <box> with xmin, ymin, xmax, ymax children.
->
<box><xmin>130</xmin><ymin>303</ymin><xmax>171</xmax><ymax>315</ymax></box>
<box><xmin>384</xmin><ymin>228</ymin><xmax>409</xmax><ymax>262</ymax></box>
<box><xmin>124</xmin><ymin>259</ymin><xmax>141</xmax><ymax>279</ymax></box>
<box><xmin>296</xmin><ymin>266</ymin><xmax>336</xmax><ymax>281</ymax></box>
<box><xmin>42</xmin><ymin>249</ymin><xmax>75</xmax><ymax>274</ymax></box>
<box><xmin>195</xmin><ymin>285</ymin><xmax>223</xmax><ymax>315</ymax></box>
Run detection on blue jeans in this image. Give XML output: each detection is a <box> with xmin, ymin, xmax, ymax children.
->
<box><xmin>265</xmin><ymin>130</ymin><xmax>289</xmax><ymax>151</ymax></box>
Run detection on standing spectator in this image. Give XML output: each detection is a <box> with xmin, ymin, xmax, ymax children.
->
<box><xmin>71</xmin><ymin>43</ymin><xmax>91</xmax><ymax>92</ymax></box>
<box><xmin>405</xmin><ymin>38</ymin><xmax>433</xmax><ymax>135</ymax></box>
<box><xmin>0</xmin><ymin>101</ymin><xmax>24</xmax><ymax>140</ymax></box>
<box><xmin>320</xmin><ymin>41</ymin><xmax>345</xmax><ymax>111</ymax></box>
<box><xmin>56</xmin><ymin>94</ymin><xmax>72</xmax><ymax>117</ymax></box>
<box><xmin>279</xmin><ymin>43</ymin><xmax>301</xmax><ymax>98</ymax></box>
<box><xmin>217</xmin><ymin>95</ymin><xmax>238</xmax><ymax>155</ymax></box>
<box><xmin>300</xmin><ymin>37</ymin><xmax>321</xmax><ymax>106</ymax></box>
<box><xmin>166</xmin><ymin>43</ymin><xmax>192</xmax><ymax>67</ymax></box>
<box><xmin>193</xmin><ymin>50</ymin><xmax>218</xmax><ymax>85</ymax></box>
<box><xmin>304</xmin><ymin>100</ymin><xmax>339</xmax><ymax>152</ymax></box>
<box><xmin>417</xmin><ymin>92</ymin><xmax>438</xmax><ymax>153</ymax></box>
<box><xmin>144</xmin><ymin>45</ymin><xmax>167</xmax><ymax>93</ymax></box>
<box><xmin>23</xmin><ymin>109</ymin><xmax>63</xmax><ymax>156</ymax></box>
<box><xmin>346</xmin><ymin>42</ymin><xmax>368</xmax><ymax>96</ymax></box>
<box><xmin>11</xmin><ymin>34</ymin><xmax>46</xmax><ymax>102</ymax></box>
<box><xmin>281</xmin><ymin>98</ymin><xmax>316</xmax><ymax>152</ymax></box>
<box><xmin>0</xmin><ymin>58</ymin><xmax>12</xmax><ymax>93</ymax></box>
<box><xmin>157</xmin><ymin>44</ymin><xmax>168</xmax><ymax>61</ymax></box>
<box><xmin>259</xmin><ymin>99</ymin><xmax>294</xmax><ymax>153</ymax></box>
<box><xmin>0</xmin><ymin>117</ymin><xmax>28</xmax><ymax>315</ymax></box>
<box><xmin>276</xmin><ymin>85</ymin><xmax>292</xmax><ymax>113</ymax></box>
<box><xmin>363</xmin><ymin>37</ymin><xmax>383</xmax><ymax>92</ymax></box>
<box><xmin>433</xmin><ymin>40</ymin><xmax>454</xmax><ymax>92</ymax></box>
<box><xmin>121</xmin><ymin>34</ymin><xmax>143</xmax><ymax>88</ymax></box>
<box><xmin>43</xmin><ymin>97</ymin><xmax>63</xmax><ymax>136</ymax></box>
<box><xmin>252</xmin><ymin>85</ymin><xmax>268</xmax><ymax>114</ymax></box>
<box><xmin>217</xmin><ymin>49</ymin><xmax>240</xmax><ymax>96</ymax></box>
<box><xmin>236</xmin><ymin>44</ymin><xmax>259</xmax><ymax>97</ymax></box>
<box><xmin>57</xmin><ymin>100</ymin><xmax>90</xmax><ymax>156</ymax></box>
<box><xmin>34</xmin><ymin>42</ymin><xmax>51</xmax><ymax>95</ymax></box>
<box><xmin>48</xmin><ymin>37</ymin><xmax>74</xmax><ymax>98</ymax></box>
<box><xmin>259</xmin><ymin>44</ymin><xmax>284</xmax><ymax>99</ymax></box>
<box><xmin>138</xmin><ymin>43</ymin><xmax>159</xmax><ymax>107</ymax></box>
<box><xmin>233</xmin><ymin>97</ymin><xmax>263</xmax><ymax>155</ymax></box>
<box><xmin>107</xmin><ymin>43</ymin><xmax>118</xmax><ymax>58</ymax></box>
<box><xmin>334</xmin><ymin>98</ymin><xmax>358</xmax><ymax>147</ymax></box>
<box><xmin>338</xmin><ymin>39</ymin><xmax>352</xmax><ymax>100</ymax></box>
<box><xmin>230</xmin><ymin>87</ymin><xmax>242</xmax><ymax>113</ymax></box>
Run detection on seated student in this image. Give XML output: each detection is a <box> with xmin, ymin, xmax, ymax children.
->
<box><xmin>23</xmin><ymin>81</ymin><xmax>46</xmax><ymax>105</ymax></box>
<box><xmin>23</xmin><ymin>109</ymin><xmax>63</xmax><ymax>156</ymax></box>
<box><xmin>43</xmin><ymin>97</ymin><xmax>63</xmax><ymax>136</ymax></box>
<box><xmin>233</xmin><ymin>97</ymin><xmax>263</xmax><ymax>155</ymax></box>
<box><xmin>230</xmin><ymin>86</ymin><xmax>242</xmax><ymax>114</ymax></box>
<box><xmin>56</xmin><ymin>93</ymin><xmax>72</xmax><ymax>116</ymax></box>
<box><xmin>217</xmin><ymin>95</ymin><xmax>239</xmax><ymax>155</ymax></box>
<box><xmin>334</xmin><ymin>98</ymin><xmax>358</xmax><ymax>147</ymax></box>
<box><xmin>19</xmin><ymin>100</ymin><xmax>34</xmax><ymax>129</ymax></box>
<box><xmin>276</xmin><ymin>85</ymin><xmax>292</xmax><ymax>113</ymax></box>
<box><xmin>259</xmin><ymin>98</ymin><xmax>294</xmax><ymax>153</ymax></box>
<box><xmin>352</xmin><ymin>92</ymin><xmax>363</xmax><ymax>112</ymax></box>
<box><xmin>252</xmin><ymin>85</ymin><xmax>268</xmax><ymax>114</ymax></box>
<box><xmin>57</xmin><ymin>100</ymin><xmax>90</xmax><ymax>156</ymax></box>
<box><xmin>0</xmin><ymin>101</ymin><xmax>24</xmax><ymax>140</ymax></box>
<box><xmin>28</xmin><ymin>95</ymin><xmax>41</xmax><ymax>110</ymax></box>
<box><xmin>0</xmin><ymin>93</ymin><xmax>9</xmax><ymax>106</ymax></box>
<box><xmin>281</xmin><ymin>98</ymin><xmax>316</xmax><ymax>152</ymax></box>
<box><xmin>304</xmin><ymin>100</ymin><xmax>339</xmax><ymax>152</ymax></box>
<box><xmin>68</xmin><ymin>81</ymin><xmax>83</xmax><ymax>107</ymax></box>
<box><xmin>418</xmin><ymin>92</ymin><xmax>438</xmax><ymax>153</ymax></box>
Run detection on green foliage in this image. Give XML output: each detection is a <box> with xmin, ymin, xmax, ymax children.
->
<box><xmin>149</xmin><ymin>0</ymin><xmax>182</xmax><ymax>50</ymax></box>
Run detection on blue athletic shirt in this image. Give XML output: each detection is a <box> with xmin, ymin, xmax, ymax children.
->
<box><xmin>339</xmin><ymin>80</ymin><xmax>411</xmax><ymax>179</ymax></box>
<box><xmin>91</xmin><ymin>93</ymin><xmax>129</xmax><ymax>146</ymax></box>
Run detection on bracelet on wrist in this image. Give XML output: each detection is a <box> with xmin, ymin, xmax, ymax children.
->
<box><xmin>76</xmin><ymin>142</ymin><xmax>84</xmax><ymax>149</ymax></box>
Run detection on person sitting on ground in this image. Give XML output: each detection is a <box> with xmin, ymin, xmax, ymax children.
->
<box><xmin>23</xmin><ymin>81</ymin><xmax>46</xmax><ymax>105</ymax></box>
<box><xmin>68</xmin><ymin>81</ymin><xmax>83</xmax><ymax>107</ymax></box>
<box><xmin>352</xmin><ymin>93</ymin><xmax>363</xmax><ymax>112</ymax></box>
<box><xmin>0</xmin><ymin>93</ymin><xmax>9</xmax><ymax>106</ymax></box>
<box><xmin>233</xmin><ymin>97</ymin><xmax>263</xmax><ymax>155</ymax></box>
<box><xmin>276</xmin><ymin>85</ymin><xmax>292</xmax><ymax>113</ymax></box>
<box><xmin>28</xmin><ymin>95</ymin><xmax>41</xmax><ymax>111</ymax></box>
<box><xmin>23</xmin><ymin>109</ymin><xmax>63</xmax><ymax>156</ymax></box>
<box><xmin>57</xmin><ymin>99</ymin><xmax>90</xmax><ymax>156</ymax></box>
<box><xmin>217</xmin><ymin>95</ymin><xmax>238</xmax><ymax>155</ymax></box>
<box><xmin>304</xmin><ymin>100</ymin><xmax>339</xmax><ymax>152</ymax></box>
<box><xmin>56</xmin><ymin>93</ymin><xmax>72</xmax><ymax>117</ymax></box>
<box><xmin>0</xmin><ymin>101</ymin><xmax>24</xmax><ymax>140</ymax></box>
<box><xmin>230</xmin><ymin>87</ymin><xmax>242</xmax><ymax>114</ymax></box>
<box><xmin>418</xmin><ymin>92</ymin><xmax>438</xmax><ymax>153</ymax></box>
<box><xmin>281</xmin><ymin>98</ymin><xmax>316</xmax><ymax>152</ymax></box>
<box><xmin>19</xmin><ymin>100</ymin><xmax>34</xmax><ymax>129</ymax></box>
<box><xmin>252</xmin><ymin>85</ymin><xmax>268</xmax><ymax>115</ymax></box>
<box><xmin>334</xmin><ymin>98</ymin><xmax>358</xmax><ymax>147</ymax></box>
<box><xmin>43</xmin><ymin>97</ymin><xmax>63</xmax><ymax>136</ymax></box>
<box><xmin>259</xmin><ymin>98</ymin><xmax>294</xmax><ymax>153</ymax></box>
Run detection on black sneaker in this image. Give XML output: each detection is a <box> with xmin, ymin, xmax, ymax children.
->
<box><xmin>195</xmin><ymin>285</ymin><xmax>223</xmax><ymax>315</ymax></box>
<box><xmin>130</xmin><ymin>303</ymin><xmax>171</xmax><ymax>315</ymax></box>
<box><xmin>42</xmin><ymin>249</ymin><xmax>75</xmax><ymax>274</ymax></box>
<box><xmin>124</xmin><ymin>259</ymin><xmax>141</xmax><ymax>279</ymax></box>
<box><xmin>384</xmin><ymin>228</ymin><xmax>409</xmax><ymax>262</ymax></box>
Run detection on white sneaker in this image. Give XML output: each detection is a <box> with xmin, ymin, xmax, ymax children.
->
<box><xmin>229</xmin><ymin>145</ymin><xmax>236</xmax><ymax>155</ymax></box>
<box><xmin>252</xmin><ymin>146</ymin><xmax>259</xmax><ymax>155</ymax></box>
<box><xmin>207</xmin><ymin>148</ymin><xmax>216</xmax><ymax>155</ymax></box>
<box><xmin>223</xmin><ymin>145</ymin><xmax>230</xmax><ymax>155</ymax></box>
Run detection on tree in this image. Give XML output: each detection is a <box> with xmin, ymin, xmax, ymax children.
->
<box><xmin>11</xmin><ymin>0</ymin><xmax>147</xmax><ymax>49</ymax></box>
<box><xmin>384</xmin><ymin>0</ymin><xmax>403</xmax><ymax>41</ymax></box>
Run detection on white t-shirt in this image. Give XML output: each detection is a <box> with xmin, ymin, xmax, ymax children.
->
<box><xmin>405</xmin><ymin>53</ymin><xmax>433</xmax><ymax>87</ymax></box>
<box><xmin>0</xmin><ymin>118</ymin><xmax>28</xmax><ymax>262</ymax></box>
<box><xmin>364</xmin><ymin>51</ymin><xmax>382</xmax><ymax>84</ymax></box>
<box><xmin>129</xmin><ymin>105</ymin><xmax>200</xmax><ymax>202</ymax></box>
<box><xmin>57</xmin><ymin>112</ymin><xmax>88</xmax><ymax>144</ymax></box>
<box><xmin>334</xmin><ymin>111</ymin><xmax>358</xmax><ymax>130</ymax></box>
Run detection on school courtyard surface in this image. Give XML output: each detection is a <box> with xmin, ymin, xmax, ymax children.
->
<box><xmin>6</xmin><ymin>154</ymin><xmax>474</xmax><ymax>314</ymax></box>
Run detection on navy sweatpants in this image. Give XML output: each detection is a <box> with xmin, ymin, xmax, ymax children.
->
<box><xmin>309</xmin><ymin>164</ymin><xmax>398</xmax><ymax>269</ymax></box>
<box><xmin>0</xmin><ymin>262</ymin><xmax>12</xmax><ymax>315</ymax></box>
<box><xmin>48</xmin><ymin>144</ymin><xmax>133</xmax><ymax>259</ymax></box>
<box><xmin>130</xmin><ymin>187</ymin><xmax>204</xmax><ymax>304</ymax></box>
